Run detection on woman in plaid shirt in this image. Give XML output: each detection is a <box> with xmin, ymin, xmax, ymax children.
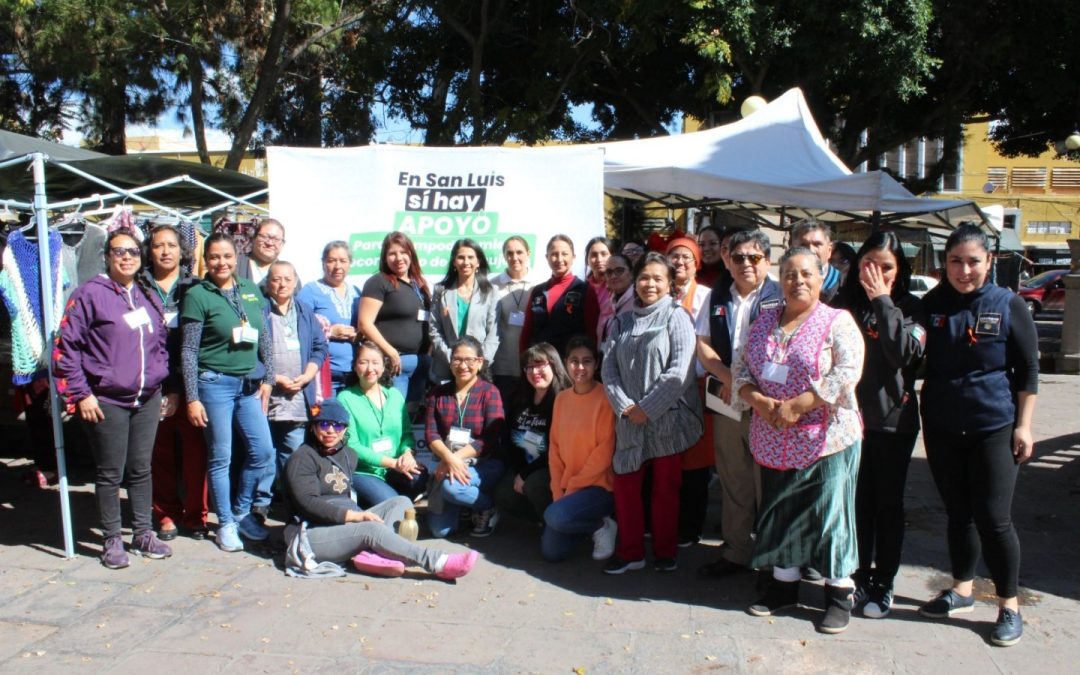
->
<box><xmin>425</xmin><ymin>336</ymin><xmax>507</xmax><ymax>538</ymax></box>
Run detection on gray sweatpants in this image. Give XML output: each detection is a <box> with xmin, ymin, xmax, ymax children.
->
<box><xmin>304</xmin><ymin>496</ymin><xmax>442</xmax><ymax>571</ymax></box>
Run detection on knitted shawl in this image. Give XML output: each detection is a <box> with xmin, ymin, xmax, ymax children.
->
<box><xmin>0</xmin><ymin>229</ymin><xmax>65</xmax><ymax>384</ymax></box>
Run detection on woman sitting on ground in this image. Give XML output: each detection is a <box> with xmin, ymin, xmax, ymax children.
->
<box><xmin>283</xmin><ymin>398</ymin><xmax>477</xmax><ymax>579</ymax></box>
<box><xmin>339</xmin><ymin>341</ymin><xmax>428</xmax><ymax>507</ymax></box>
<box><xmin>543</xmin><ymin>336</ymin><xmax>617</xmax><ymax>562</ymax></box>
<box><xmin>493</xmin><ymin>342</ymin><xmax>571</xmax><ymax>522</ymax></box>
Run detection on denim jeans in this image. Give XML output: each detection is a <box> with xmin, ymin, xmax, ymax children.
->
<box><xmin>197</xmin><ymin>371</ymin><xmax>275</xmax><ymax>526</ymax></box>
<box><xmin>253</xmin><ymin>421</ymin><xmax>307</xmax><ymax>510</ymax></box>
<box><xmin>352</xmin><ymin>466</ymin><xmax>430</xmax><ymax>508</ymax></box>
<box><xmin>427</xmin><ymin>458</ymin><xmax>505</xmax><ymax>538</ymax></box>
<box><xmin>391</xmin><ymin>353</ymin><xmax>431</xmax><ymax>411</ymax></box>
<box><xmin>83</xmin><ymin>392</ymin><xmax>162</xmax><ymax>538</ymax></box>
<box><xmin>301</xmin><ymin>496</ymin><xmax>441</xmax><ymax>570</ymax></box>
<box><xmin>541</xmin><ymin>486</ymin><xmax>615</xmax><ymax>562</ymax></box>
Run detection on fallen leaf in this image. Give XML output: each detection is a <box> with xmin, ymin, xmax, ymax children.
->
<box><xmin>604</xmin><ymin>598</ymin><xmax>614</xmax><ymax>605</ymax></box>
<box><xmin>564</xmin><ymin>611</ymin><xmax>574</xmax><ymax>616</ymax></box>
<box><xmin>220</xmin><ymin>623</ymin><xmax>232</xmax><ymax>629</ymax></box>
<box><xmin>695</xmin><ymin>630</ymin><xmax>704</xmax><ymax>635</ymax></box>
<box><xmin>799</xmin><ymin>640</ymin><xmax>808</xmax><ymax>647</ymax></box>
<box><xmin>260</xmin><ymin>638</ymin><xmax>271</xmax><ymax>644</ymax></box>
<box><xmin>572</xmin><ymin>668</ymin><xmax>586</xmax><ymax>674</ymax></box>
<box><xmin>705</xmin><ymin>656</ymin><xmax>717</xmax><ymax>662</ymax></box>
<box><xmin>347</xmin><ymin>623</ymin><xmax>358</xmax><ymax>628</ymax></box>
<box><xmin>680</xmin><ymin>634</ymin><xmax>690</xmax><ymax>639</ymax></box>
<box><xmin>96</xmin><ymin>623</ymin><xmax>106</xmax><ymax>629</ymax></box>
<box><xmin>331</xmin><ymin>625</ymin><xmax>339</xmax><ymax>631</ymax></box>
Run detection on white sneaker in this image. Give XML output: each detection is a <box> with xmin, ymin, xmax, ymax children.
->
<box><xmin>591</xmin><ymin>517</ymin><xmax>618</xmax><ymax>560</ymax></box>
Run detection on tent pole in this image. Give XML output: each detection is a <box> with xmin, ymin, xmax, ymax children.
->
<box><xmin>32</xmin><ymin>152</ymin><xmax>75</xmax><ymax>559</ymax></box>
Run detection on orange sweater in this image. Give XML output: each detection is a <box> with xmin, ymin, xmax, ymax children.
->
<box><xmin>549</xmin><ymin>385</ymin><xmax>615</xmax><ymax>498</ymax></box>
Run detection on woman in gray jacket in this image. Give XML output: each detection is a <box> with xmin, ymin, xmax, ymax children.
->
<box><xmin>602</xmin><ymin>252</ymin><xmax>703</xmax><ymax>575</ymax></box>
<box><xmin>429</xmin><ymin>239</ymin><xmax>500</xmax><ymax>382</ymax></box>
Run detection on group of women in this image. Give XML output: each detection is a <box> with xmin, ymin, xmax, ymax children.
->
<box><xmin>52</xmin><ymin>220</ymin><xmax>1037</xmax><ymax>646</ymax></box>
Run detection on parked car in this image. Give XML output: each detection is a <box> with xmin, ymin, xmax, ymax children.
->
<box><xmin>1017</xmin><ymin>269</ymin><xmax>1068</xmax><ymax>316</ymax></box>
<box><xmin>909</xmin><ymin>275</ymin><xmax>938</xmax><ymax>298</ymax></box>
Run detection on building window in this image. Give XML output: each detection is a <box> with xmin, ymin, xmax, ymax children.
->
<box><xmin>875</xmin><ymin>138</ymin><xmax>960</xmax><ymax>191</ymax></box>
<box><xmin>1026</xmin><ymin>221</ymin><xmax>1072</xmax><ymax>235</ymax></box>
<box><xmin>987</xmin><ymin>167</ymin><xmax>1008</xmax><ymax>190</ymax></box>
<box><xmin>1051</xmin><ymin>167</ymin><xmax>1080</xmax><ymax>190</ymax></box>
<box><xmin>1011</xmin><ymin>167</ymin><xmax>1047</xmax><ymax>190</ymax></box>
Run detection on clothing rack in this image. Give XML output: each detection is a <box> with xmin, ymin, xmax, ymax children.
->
<box><xmin>0</xmin><ymin>151</ymin><xmax>269</xmax><ymax>559</ymax></box>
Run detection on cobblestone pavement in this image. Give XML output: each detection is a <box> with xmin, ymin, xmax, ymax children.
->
<box><xmin>1</xmin><ymin>375</ymin><xmax>1078</xmax><ymax>673</ymax></box>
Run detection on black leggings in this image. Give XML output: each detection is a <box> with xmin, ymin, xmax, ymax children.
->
<box><xmin>923</xmin><ymin>424</ymin><xmax>1021</xmax><ymax>598</ymax></box>
<box><xmin>854</xmin><ymin>431</ymin><xmax>917</xmax><ymax>588</ymax></box>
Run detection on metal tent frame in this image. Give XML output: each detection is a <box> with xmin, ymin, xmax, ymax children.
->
<box><xmin>0</xmin><ymin>151</ymin><xmax>268</xmax><ymax>559</ymax></box>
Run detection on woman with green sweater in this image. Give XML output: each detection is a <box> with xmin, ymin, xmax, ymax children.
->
<box><xmin>339</xmin><ymin>341</ymin><xmax>429</xmax><ymax>507</ymax></box>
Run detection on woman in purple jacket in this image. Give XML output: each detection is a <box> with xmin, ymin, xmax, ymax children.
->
<box><xmin>54</xmin><ymin>227</ymin><xmax>173</xmax><ymax>569</ymax></box>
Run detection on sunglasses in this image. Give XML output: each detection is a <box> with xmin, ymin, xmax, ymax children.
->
<box><xmin>316</xmin><ymin>421</ymin><xmax>347</xmax><ymax>432</ymax></box>
<box><xmin>731</xmin><ymin>253</ymin><xmax>765</xmax><ymax>265</ymax></box>
<box><xmin>110</xmin><ymin>247</ymin><xmax>141</xmax><ymax>259</ymax></box>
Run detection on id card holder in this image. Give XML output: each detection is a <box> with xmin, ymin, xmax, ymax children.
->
<box><xmin>448</xmin><ymin>426</ymin><xmax>472</xmax><ymax>446</ymax></box>
<box><xmin>371</xmin><ymin>437</ymin><xmax>393</xmax><ymax>454</ymax></box>
<box><xmin>417</xmin><ymin>309</ymin><xmax>431</xmax><ymax>322</ymax></box>
<box><xmin>521</xmin><ymin>430</ymin><xmax>543</xmax><ymax>462</ymax></box>
<box><xmin>233</xmin><ymin>324</ymin><xmax>259</xmax><ymax>345</ymax></box>
<box><xmin>123</xmin><ymin>306</ymin><xmax>152</xmax><ymax>330</ymax></box>
<box><xmin>508</xmin><ymin>310</ymin><xmax>526</xmax><ymax>327</ymax></box>
<box><xmin>762</xmin><ymin>362</ymin><xmax>789</xmax><ymax>384</ymax></box>
<box><xmin>164</xmin><ymin>310</ymin><xmax>178</xmax><ymax>329</ymax></box>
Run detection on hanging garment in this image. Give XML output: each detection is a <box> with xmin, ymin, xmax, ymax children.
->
<box><xmin>0</xmin><ymin>229</ymin><xmax>65</xmax><ymax>384</ymax></box>
<box><xmin>73</xmin><ymin>221</ymin><xmax>109</xmax><ymax>284</ymax></box>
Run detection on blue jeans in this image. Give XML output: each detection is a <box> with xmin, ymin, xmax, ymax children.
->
<box><xmin>352</xmin><ymin>467</ymin><xmax>430</xmax><ymax>508</ymax></box>
<box><xmin>427</xmin><ymin>458</ymin><xmax>505</xmax><ymax>538</ymax></box>
<box><xmin>253</xmin><ymin>421</ymin><xmax>307</xmax><ymax>510</ymax></box>
<box><xmin>197</xmin><ymin>371</ymin><xmax>275</xmax><ymax>526</ymax></box>
<box><xmin>391</xmin><ymin>353</ymin><xmax>431</xmax><ymax>410</ymax></box>
<box><xmin>542</xmin><ymin>486</ymin><xmax>615</xmax><ymax>562</ymax></box>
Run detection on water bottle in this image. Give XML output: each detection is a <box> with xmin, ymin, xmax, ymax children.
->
<box><xmin>398</xmin><ymin>508</ymin><xmax>419</xmax><ymax>542</ymax></box>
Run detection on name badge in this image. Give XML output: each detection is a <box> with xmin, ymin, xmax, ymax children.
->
<box><xmin>762</xmin><ymin>362</ymin><xmax>789</xmax><ymax>384</ymax></box>
<box><xmin>417</xmin><ymin>309</ymin><xmax>431</xmax><ymax>322</ymax></box>
<box><xmin>123</xmin><ymin>306</ymin><xmax>152</xmax><ymax>330</ymax></box>
<box><xmin>448</xmin><ymin>426</ymin><xmax>472</xmax><ymax>446</ymax></box>
<box><xmin>508</xmin><ymin>310</ymin><xmax>526</xmax><ymax>327</ymax></box>
<box><xmin>232</xmin><ymin>325</ymin><xmax>259</xmax><ymax>345</ymax></box>
<box><xmin>164</xmin><ymin>310</ymin><xmax>178</xmax><ymax>328</ymax></box>
<box><xmin>521</xmin><ymin>430</ymin><xmax>544</xmax><ymax>462</ymax></box>
<box><xmin>371</xmin><ymin>437</ymin><xmax>393</xmax><ymax>454</ymax></box>
<box><xmin>285</xmin><ymin>338</ymin><xmax>301</xmax><ymax>351</ymax></box>
<box><xmin>975</xmin><ymin>312</ymin><xmax>1002</xmax><ymax>336</ymax></box>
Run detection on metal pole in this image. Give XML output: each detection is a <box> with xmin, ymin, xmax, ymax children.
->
<box><xmin>31</xmin><ymin>153</ymin><xmax>75</xmax><ymax>559</ymax></box>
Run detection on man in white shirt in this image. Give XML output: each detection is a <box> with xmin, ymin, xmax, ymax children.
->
<box><xmin>695</xmin><ymin>229</ymin><xmax>782</xmax><ymax>578</ymax></box>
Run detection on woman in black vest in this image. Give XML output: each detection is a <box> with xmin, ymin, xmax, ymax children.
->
<box><xmin>519</xmin><ymin>234</ymin><xmax>599</xmax><ymax>357</ymax></box>
<box><xmin>917</xmin><ymin>224</ymin><xmax>1038</xmax><ymax>647</ymax></box>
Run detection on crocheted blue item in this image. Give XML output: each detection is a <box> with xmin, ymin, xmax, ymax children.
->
<box><xmin>0</xmin><ymin>229</ymin><xmax>63</xmax><ymax>384</ymax></box>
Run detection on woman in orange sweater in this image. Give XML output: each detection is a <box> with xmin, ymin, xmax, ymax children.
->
<box><xmin>543</xmin><ymin>336</ymin><xmax>617</xmax><ymax>562</ymax></box>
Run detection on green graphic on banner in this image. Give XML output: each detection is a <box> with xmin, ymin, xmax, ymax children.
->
<box><xmin>348</xmin><ymin>212</ymin><xmax>535</xmax><ymax>277</ymax></box>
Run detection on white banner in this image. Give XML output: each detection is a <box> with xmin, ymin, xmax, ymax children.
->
<box><xmin>267</xmin><ymin>144</ymin><xmax>605</xmax><ymax>285</ymax></box>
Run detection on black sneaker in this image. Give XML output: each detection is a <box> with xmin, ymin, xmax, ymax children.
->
<box><xmin>469</xmin><ymin>509</ymin><xmax>500</xmax><ymax>538</ymax></box>
<box><xmin>747</xmin><ymin>579</ymin><xmax>800</xmax><ymax>617</ymax></box>
<box><xmin>919</xmin><ymin>589</ymin><xmax>975</xmax><ymax>618</ymax></box>
<box><xmin>654</xmin><ymin>557</ymin><xmax>678</xmax><ymax>572</ymax></box>
<box><xmin>990</xmin><ymin>607</ymin><xmax>1023</xmax><ymax>647</ymax></box>
<box><xmin>603</xmin><ymin>557</ymin><xmax>646</xmax><ymax>575</ymax></box>
<box><xmin>863</xmin><ymin>584</ymin><xmax>894</xmax><ymax>619</ymax></box>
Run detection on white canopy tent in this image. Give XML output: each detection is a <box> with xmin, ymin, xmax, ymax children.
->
<box><xmin>598</xmin><ymin>88</ymin><xmax>988</xmax><ymax>232</ymax></box>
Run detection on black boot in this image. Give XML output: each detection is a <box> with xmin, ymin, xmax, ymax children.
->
<box><xmin>747</xmin><ymin>579</ymin><xmax>800</xmax><ymax>617</ymax></box>
<box><xmin>818</xmin><ymin>584</ymin><xmax>854</xmax><ymax>634</ymax></box>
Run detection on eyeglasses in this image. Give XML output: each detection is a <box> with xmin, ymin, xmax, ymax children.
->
<box><xmin>523</xmin><ymin>363</ymin><xmax>550</xmax><ymax>373</ymax></box>
<box><xmin>731</xmin><ymin>253</ymin><xmax>766</xmax><ymax>265</ymax></box>
<box><xmin>110</xmin><ymin>247</ymin><xmax>141</xmax><ymax>259</ymax></box>
<box><xmin>316</xmin><ymin>421</ymin><xmax>347</xmax><ymax>432</ymax></box>
<box><xmin>604</xmin><ymin>266</ymin><xmax>629</xmax><ymax>276</ymax></box>
<box><xmin>668</xmin><ymin>253</ymin><xmax>695</xmax><ymax>263</ymax></box>
<box><xmin>450</xmin><ymin>356</ymin><xmax>481</xmax><ymax>366</ymax></box>
<box><xmin>256</xmin><ymin>234</ymin><xmax>284</xmax><ymax>244</ymax></box>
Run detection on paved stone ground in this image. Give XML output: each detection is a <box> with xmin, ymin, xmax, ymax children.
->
<box><xmin>1</xmin><ymin>374</ymin><xmax>1078</xmax><ymax>674</ymax></box>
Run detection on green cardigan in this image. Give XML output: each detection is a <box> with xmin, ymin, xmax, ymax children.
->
<box><xmin>338</xmin><ymin>384</ymin><xmax>414</xmax><ymax>480</ymax></box>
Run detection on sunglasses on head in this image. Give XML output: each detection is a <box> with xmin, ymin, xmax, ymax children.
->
<box><xmin>731</xmin><ymin>253</ymin><xmax>765</xmax><ymax>265</ymax></box>
<box><xmin>316</xmin><ymin>421</ymin><xmax>347</xmax><ymax>432</ymax></box>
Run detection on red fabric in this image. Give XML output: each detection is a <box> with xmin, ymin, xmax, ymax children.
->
<box><xmin>646</xmin><ymin>229</ymin><xmax>686</xmax><ymax>253</ymax></box>
<box><xmin>613</xmin><ymin>453</ymin><xmax>683</xmax><ymax>560</ymax></box>
<box><xmin>544</xmin><ymin>273</ymin><xmax>575</xmax><ymax>313</ymax></box>
<box><xmin>681</xmin><ymin>378</ymin><xmax>715</xmax><ymax>470</ymax></box>
<box><xmin>151</xmin><ymin>409</ymin><xmax>209</xmax><ymax>529</ymax></box>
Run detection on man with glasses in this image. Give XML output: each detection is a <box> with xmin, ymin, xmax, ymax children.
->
<box><xmin>695</xmin><ymin>229</ymin><xmax>781</xmax><ymax>578</ymax></box>
<box><xmin>239</xmin><ymin>219</ymin><xmax>287</xmax><ymax>285</ymax></box>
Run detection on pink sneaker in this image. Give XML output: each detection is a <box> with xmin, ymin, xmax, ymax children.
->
<box><xmin>351</xmin><ymin>551</ymin><xmax>405</xmax><ymax>577</ymax></box>
<box><xmin>436</xmin><ymin>550</ymin><xmax>479</xmax><ymax>580</ymax></box>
